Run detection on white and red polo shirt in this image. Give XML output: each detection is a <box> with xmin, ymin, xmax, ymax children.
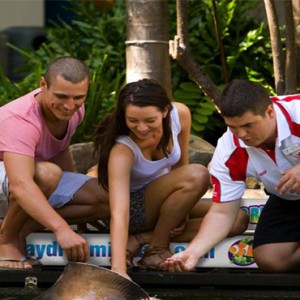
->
<box><xmin>210</xmin><ymin>94</ymin><xmax>300</xmax><ymax>203</ymax></box>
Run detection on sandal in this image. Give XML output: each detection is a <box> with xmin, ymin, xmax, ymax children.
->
<box><xmin>126</xmin><ymin>249</ymin><xmax>135</xmax><ymax>269</ymax></box>
<box><xmin>137</xmin><ymin>246</ymin><xmax>173</xmax><ymax>271</ymax></box>
<box><xmin>77</xmin><ymin>221</ymin><xmax>109</xmax><ymax>233</ymax></box>
<box><xmin>126</xmin><ymin>233</ymin><xmax>148</xmax><ymax>269</ymax></box>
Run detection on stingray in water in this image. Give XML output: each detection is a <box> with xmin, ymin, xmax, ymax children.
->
<box><xmin>34</xmin><ymin>262</ymin><xmax>150</xmax><ymax>300</ymax></box>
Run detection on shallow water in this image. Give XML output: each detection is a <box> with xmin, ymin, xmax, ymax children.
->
<box><xmin>2</xmin><ymin>288</ymin><xmax>300</xmax><ymax>300</ymax></box>
<box><xmin>149</xmin><ymin>289</ymin><xmax>300</xmax><ymax>300</ymax></box>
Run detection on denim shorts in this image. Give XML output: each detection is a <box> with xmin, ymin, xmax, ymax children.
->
<box><xmin>0</xmin><ymin>161</ymin><xmax>92</xmax><ymax>217</ymax></box>
<box><xmin>48</xmin><ymin>171</ymin><xmax>93</xmax><ymax>208</ymax></box>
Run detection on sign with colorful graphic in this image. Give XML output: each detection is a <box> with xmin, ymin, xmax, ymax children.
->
<box><xmin>26</xmin><ymin>233</ymin><xmax>258</xmax><ymax>268</ymax></box>
<box><xmin>228</xmin><ymin>238</ymin><xmax>255</xmax><ymax>266</ymax></box>
<box><xmin>240</xmin><ymin>190</ymin><xmax>267</xmax><ymax>230</ymax></box>
<box><xmin>25</xmin><ymin>189</ymin><xmax>266</xmax><ymax>268</ymax></box>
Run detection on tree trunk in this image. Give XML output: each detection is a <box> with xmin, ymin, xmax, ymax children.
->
<box><xmin>284</xmin><ymin>0</ymin><xmax>297</xmax><ymax>94</ymax></box>
<box><xmin>169</xmin><ymin>0</ymin><xmax>221</xmax><ymax>106</ymax></box>
<box><xmin>212</xmin><ymin>0</ymin><xmax>229</xmax><ymax>84</ymax></box>
<box><xmin>264</xmin><ymin>0</ymin><xmax>285</xmax><ymax>94</ymax></box>
<box><xmin>126</xmin><ymin>0</ymin><xmax>172</xmax><ymax>98</ymax></box>
<box><xmin>292</xmin><ymin>0</ymin><xmax>300</xmax><ymax>86</ymax></box>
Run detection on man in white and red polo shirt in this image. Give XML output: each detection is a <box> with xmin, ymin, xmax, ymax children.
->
<box><xmin>165</xmin><ymin>79</ymin><xmax>300</xmax><ymax>272</ymax></box>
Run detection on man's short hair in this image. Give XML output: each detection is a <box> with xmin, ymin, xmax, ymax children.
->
<box><xmin>219</xmin><ymin>79</ymin><xmax>271</xmax><ymax>117</ymax></box>
<box><xmin>44</xmin><ymin>56</ymin><xmax>90</xmax><ymax>87</ymax></box>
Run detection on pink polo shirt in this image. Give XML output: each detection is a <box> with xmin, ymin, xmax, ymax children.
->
<box><xmin>0</xmin><ymin>88</ymin><xmax>84</xmax><ymax>161</ymax></box>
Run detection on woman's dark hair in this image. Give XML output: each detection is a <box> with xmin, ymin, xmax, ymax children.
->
<box><xmin>219</xmin><ymin>79</ymin><xmax>271</xmax><ymax>117</ymax></box>
<box><xmin>94</xmin><ymin>78</ymin><xmax>173</xmax><ymax>191</ymax></box>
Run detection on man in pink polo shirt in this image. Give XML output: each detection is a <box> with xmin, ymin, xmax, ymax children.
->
<box><xmin>0</xmin><ymin>56</ymin><xmax>109</xmax><ymax>269</ymax></box>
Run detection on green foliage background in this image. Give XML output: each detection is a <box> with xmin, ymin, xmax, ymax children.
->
<box><xmin>169</xmin><ymin>0</ymin><xmax>274</xmax><ymax>144</ymax></box>
<box><xmin>0</xmin><ymin>0</ymin><xmax>275</xmax><ymax>145</ymax></box>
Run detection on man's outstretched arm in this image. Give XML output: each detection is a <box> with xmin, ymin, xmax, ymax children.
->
<box><xmin>164</xmin><ymin>199</ymin><xmax>241</xmax><ymax>272</ymax></box>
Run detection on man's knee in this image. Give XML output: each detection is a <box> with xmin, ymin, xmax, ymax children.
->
<box><xmin>34</xmin><ymin>162</ymin><xmax>62</xmax><ymax>197</ymax></box>
<box><xmin>254</xmin><ymin>246</ymin><xmax>289</xmax><ymax>272</ymax></box>
<box><xmin>255</xmin><ymin>257</ymin><xmax>287</xmax><ymax>272</ymax></box>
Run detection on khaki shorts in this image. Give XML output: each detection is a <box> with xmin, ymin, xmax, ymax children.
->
<box><xmin>0</xmin><ymin>162</ymin><xmax>9</xmax><ymax>219</ymax></box>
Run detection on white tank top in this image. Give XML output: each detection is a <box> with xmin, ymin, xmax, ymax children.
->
<box><xmin>116</xmin><ymin>105</ymin><xmax>181</xmax><ymax>191</ymax></box>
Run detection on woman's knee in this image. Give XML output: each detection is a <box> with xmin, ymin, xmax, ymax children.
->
<box><xmin>182</xmin><ymin>164</ymin><xmax>210</xmax><ymax>193</ymax></box>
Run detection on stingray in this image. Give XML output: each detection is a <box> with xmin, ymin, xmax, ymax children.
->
<box><xmin>34</xmin><ymin>262</ymin><xmax>150</xmax><ymax>300</ymax></box>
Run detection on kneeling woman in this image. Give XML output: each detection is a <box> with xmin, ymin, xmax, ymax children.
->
<box><xmin>94</xmin><ymin>79</ymin><xmax>244</xmax><ymax>280</ymax></box>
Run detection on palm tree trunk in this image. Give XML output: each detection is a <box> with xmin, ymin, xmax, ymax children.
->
<box><xmin>284</xmin><ymin>0</ymin><xmax>297</xmax><ymax>94</ymax></box>
<box><xmin>126</xmin><ymin>0</ymin><xmax>172</xmax><ymax>98</ymax></box>
<box><xmin>169</xmin><ymin>0</ymin><xmax>221</xmax><ymax>106</ymax></box>
<box><xmin>264</xmin><ymin>0</ymin><xmax>285</xmax><ymax>94</ymax></box>
<box><xmin>292</xmin><ymin>0</ymin><xmax>300</xmax><ymax>86</ymax></box>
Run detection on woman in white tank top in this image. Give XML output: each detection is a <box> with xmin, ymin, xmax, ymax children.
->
<box><xmin>94</xmin><ymin>79</ymin><xmax>248</xmax><ymax>280</ymax></box>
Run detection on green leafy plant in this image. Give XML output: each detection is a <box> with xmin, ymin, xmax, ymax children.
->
<box><xmin>170</xmin><ymin>0</ymin><xmax>274</xmax><ymax>144</ymax></box>
<box><xmin>73</xmin><ymin>54</ymin><xmax>123</xmax><ymax>143</ymax></box>
<box><xmin>0</xmin><ymin>0</ymin><xmax>276</xmax><ymax>146</ymax></box>
<box><xmin>0</xmin><ymin>0</ymin><xmax>126</xmax><ymax>143</ymax></box>
<box><xmin>174</xmin><ymin>82</ymin><xmax>215</xmax><ymax>133</ymax></box>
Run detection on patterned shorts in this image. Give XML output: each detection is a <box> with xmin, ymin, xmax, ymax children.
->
<box><xmin>101</xmin><ymin>186</ymin><xmax>147</xmax><ymax>234</ymax></box>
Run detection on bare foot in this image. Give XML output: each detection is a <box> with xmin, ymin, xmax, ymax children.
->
<box><xmin>0</xmin><ymin>239</ymin><xmax>32</xmax><ymax>269</ymax></box>
<box><xmin>18</xmin><ymin>220</ymin><xmax>47</xmax><ymax>268</ymax></box>
<box><xmin>0</xmin><ymin>257</ymin><xmax>32</xmax><ymax>269</ymax></box>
